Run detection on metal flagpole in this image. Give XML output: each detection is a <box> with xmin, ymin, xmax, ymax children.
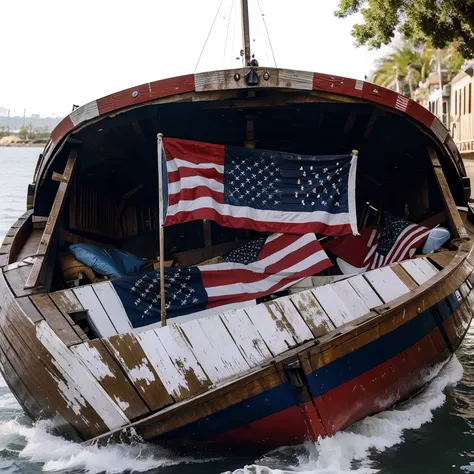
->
<box><xmin>157</xmin><ymin>133</ymin><xmax>167</xmax><ymax>326</ymax></box>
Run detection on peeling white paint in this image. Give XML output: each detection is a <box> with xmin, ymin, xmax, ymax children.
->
<box><xmin>128</xmin><ymin>359</ymin><xmax>156</xmax><ymax>386</ymax></box>
<box><xmin>114</xmin><ymin>397</ymin><xmax>131</xmax><ymax>412</ymax></box>
<box><xmin>36</xmin><ymin>321</ymin><xmax>129</xmax><ymax>430</ymax></box>
<box><xmin>71</xmin><ymin>344</ymin><xmax>114</xmax><ymax>381</ymax></box>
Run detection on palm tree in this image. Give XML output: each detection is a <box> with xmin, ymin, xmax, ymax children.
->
<box><xmin>370</xmin><ymin>41</ymin><xmax>464</xmax><ymax>99</ymax></box>
<box><xmin>370</xmin><ymin>43</ymin><xmax>429</xmax><ymax>98</ymax></box>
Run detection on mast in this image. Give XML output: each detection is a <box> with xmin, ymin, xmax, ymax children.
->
<box><xmin>241</xmin><ymin>0</ymin><xmax>251</xmax><ymax>66</ymax></box>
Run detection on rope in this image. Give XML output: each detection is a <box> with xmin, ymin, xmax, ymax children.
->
<box><xmin>194</xmin><ymin>0</ymin><xmax>225</xmax><ymax>72</ymax></box>
<box><xmin>256</xmin><ymin>0</ymin><xmax>277</xmax><ymax>67</ymax></box>
<box><xmin>230</xmin><ymin>0</ymin><xmax>238</xmax><ymax>68</ymax></box>
<box><xmin>223</xmin><ymin>0</ymin><xmax>235</xmax><ymax>67</ymax></box>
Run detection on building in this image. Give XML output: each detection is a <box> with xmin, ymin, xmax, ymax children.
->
<box><xmin>417</xmin><ymin>71</ymin><xmax>451</xmax><ymax>129</ymax></box>
<box><xmin>449</xmin><ymin>62</ymin><xmax>474</xmax><ymax>155</ymax></box>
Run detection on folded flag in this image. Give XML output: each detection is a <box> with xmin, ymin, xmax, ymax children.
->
<box><xmin>112</xmin><ymin>233</ymin><xmax>332</xmax><ymax>328</ymax></box>
<box><xmin>162</xmin><ymin>137</ymin><xmax>358</xmax><ymax>236</ymax></box>
<box><xmin>326</xmin><ymin>215</ymin><xmax>430</xmax><ymax>270</ymax></box>
<box><xmin>365</xmin><ymin>215</ymin><xmax>430</xmax><ymax>270</ymax></box>
<box><xmin>324</xmin><ymin>225</ymin><xmax>383</xmax><ymax>268</ymax></box>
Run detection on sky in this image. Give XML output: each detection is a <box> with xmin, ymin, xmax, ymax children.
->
<box><xmin>0</xmin><ymin>0</ymin><xmax>389</xmax><ymax>118</ymax></box>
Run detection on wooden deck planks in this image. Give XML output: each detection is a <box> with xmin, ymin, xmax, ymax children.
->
<box><xmin>245</xmin><ymin>304</ymin><xmax>300</xmax><ymax>356</ymax></box>
<box><xmin>363</xmin><ymin>267</ymin><xmax>410</xmax><ymax>303</ymax></box>
<box><xmin>311</xmin><ymin>285</ymin><xmax>354</xmax><ymax>327</ymax></box>
<box><xmin>266</xmin><ymin>298</ymin><xmax>314</xmax><ymax>344</ymax></box>
<box><xmin>289</xmin><ymin>290</ymin><xmax>335</xmax><ymax>337</ymax></box>
<box><xmin>50</xmin><ymin>289</ymin><xmax>84</xmax><ymax>314</ymax></box>
<box><xmin>219</xmin><ymin>309</ymin><xmax>272</xmax><ymax>367</ymax></box>
<box><xmin>400</xmin><ymin>259</ymin><xmax>438</xmax><ymax>286</ymax></box>
<box><xmin>332</xmin><ymin>280</ymin><xmax>370</xmax><ymax>318</ymax></box>
<box><xmin>73</xmin><ymin>286</ymin><xmax>117</xmax><ymax>338</ymax></box>
<box><xmin>92</xmin><ymin>282</ymin><xmax>133</xmax><ymax>334</ymax></box>
<box><xmin>391</xmin><ymin>264</ymin><xmax>418</xmax><ymax>291</ymax></box>
<box><xmin>30</xmin><ymin>294</ymin><xmax>83</xmax><ymax>346</ymax></box>
<box><xmin>104</xmin><ymin>333</ymin><xmax>173</xmax><ymax>410</ymax></box>
<box><xmin>179</xmin><ymin>316</ymin><xmax>250</xmax><ymax>384</ymax></box>
<box><xmin>347</xmin><ymin>274</ymin><xmax>383</xmax><ymax>309</ymax></box>
<box><xmin>15</xmin><ymin>296</ymin><xmax>44</xmax><ymax>323</ymax></box>
<box><xmin>147</xmin><ymin>325</ymin><xmax>211</xmax><ymax>398</ymax></box>
<box><xmin>71</xmin><ymin>340</ymin><xmax>149</xmax><ymax>420</ymax></box>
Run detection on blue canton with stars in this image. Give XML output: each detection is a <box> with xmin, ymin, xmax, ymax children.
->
<box><xmin>111</xmin><ymin>238</ymin><xmax>267</xmax><ymax>328</ymax></box>
<box><xmin>224</xmin><ymin>146</ymin><xmax>352</xmax><ymax>213</ymax></box>
<box><xmin>375</xmin><ymin>214</ymin><xmax>412</xmax><ymax>257</ymax></box>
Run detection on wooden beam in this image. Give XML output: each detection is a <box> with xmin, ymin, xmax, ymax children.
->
<box><xmin>24</xmin><ymin>152</ymin><xmax>77</xmax><ymax>289</ymax></box>
<box><xmin>51</xmin><ymin>172</ymin><xmax>69</xmax><ymax>183</ymax></box>
<box><xmin>428</xmin><ymin>147</ymin><xmax>468</xmax><ymax>240</ymax></box>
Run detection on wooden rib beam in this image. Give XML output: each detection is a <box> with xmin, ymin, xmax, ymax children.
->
<box><xmin>24</xmin><ymin>151</ymin><xmax>77</xmax><ymax>289</ymax></box>
<box><xmin>428</xmin><ymin>147</ymin><xmax>468</xmax><ymax>240</ymax></box>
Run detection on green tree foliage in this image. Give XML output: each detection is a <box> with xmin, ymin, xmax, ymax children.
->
<box><xmin>370</xmin><ymin>40</ymin><xmax>464</xmax><ymax>98</ymax></box>
<box><xmin>18</xmin><ymin>126</ymin><xmax>28</xmax><ymax>140</ymax></box>
<box><xmin>371</xmin><ymin>44</ymin><xmax>427</xmax><ymax>97</ymax></box>
<box><xmin>335</xmin><ymin>0</ymin><xmax>474</xmax><ymax>58</ymax></box>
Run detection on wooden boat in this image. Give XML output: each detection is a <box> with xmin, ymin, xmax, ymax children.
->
<box><xmin>1</xmin><ymin>2</ymin><xmax>474</xmax><ymax>450</ymax></box>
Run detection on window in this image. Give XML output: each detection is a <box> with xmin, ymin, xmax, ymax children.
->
<box><xmin>443</xmin><ymin>101</ymin><xmax>447</xmax><ymax>114</ymax></box>
<box><xmin>469</xmin><ymin>83</ymin><xmax>472</xmax><ymax>114</ymax></box>
<box><xmin>455</xmin><ymin>90</ymin><xmax>458</xmax><ymax>115</ymax></box>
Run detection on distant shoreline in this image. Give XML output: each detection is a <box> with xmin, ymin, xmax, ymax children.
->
<box><xmin>0</xmin><ymin>142</ymin><xmax>46</xmax><ymax>147</ymax></box>
<box><xmin>0</xmin><ymin>136</ymin><xmax>47</xmax><ymax>148</ymax></box>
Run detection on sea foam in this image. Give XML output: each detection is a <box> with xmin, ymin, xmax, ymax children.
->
<box><xmin>227</xmin><ymin>355</ymin><xmax>463</xmax><ymax>474</ymax></box>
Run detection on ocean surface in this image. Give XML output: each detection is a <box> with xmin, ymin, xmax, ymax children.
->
<box><xmin>0</xmin><ymin>146</ymin><xmax>474</xmax><ymax>474</ymax></box>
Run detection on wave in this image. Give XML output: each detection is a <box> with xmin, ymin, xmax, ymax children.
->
<box><xmin>0</xmin><ymin>418</ymin><xmax>220</xmax><ymax>474</ymax></box>
<box><xmin>226</xmin><ymin>356</ymin><xmax>463</xmax><ymax>474</ymax></box>
<box><xmin>0</xmin><ymin>393</ymin><xmax>22</xmax><ymax>410</ymax></box>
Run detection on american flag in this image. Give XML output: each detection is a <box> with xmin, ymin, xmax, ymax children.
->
<box><xmin>111</xmin><ymin>233</ymin><xmax>332</xmax><ymax>328</ymax></box>
<box><xmin>163</xmin><ymin>137</ymin><xmax>358</xmax><ymax>236</ymax></box>
<box><xmin>363</xmin><ymin>215</ymin><xmax>430</xmax><ymax>270</ymax></box>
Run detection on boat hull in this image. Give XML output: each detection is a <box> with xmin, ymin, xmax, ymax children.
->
<box><xmin>143</xmin><ymin>283</ymin><xmax>471</xmax><ymax>447</ymax></box>
<box><xmin>0</xmin><ymin>213</ymin><xmax>472</xmax><ymax>448</ymax></box>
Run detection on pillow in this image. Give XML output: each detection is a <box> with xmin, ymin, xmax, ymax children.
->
<box><xmin>107</xmin><ymin>248</ymin><xmax>145</xmax><ymax>275</ymax></box>
<box><xmin>69</xmin><ymin>244</ymin><xmax>144</xmax><ymax>278</ymax></box>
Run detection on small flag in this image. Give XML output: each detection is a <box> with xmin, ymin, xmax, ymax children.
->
<box><xmin>325</xmin><ymin>215</ymin><xmax>430</xmax><ymax>270</ymax></box>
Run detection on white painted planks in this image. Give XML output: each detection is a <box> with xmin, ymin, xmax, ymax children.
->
<box><xmin>73</xmin><ymin>286</ymin><xmax>117</xmax><ymax>337</ymax></box>
<box><xmin>71</xmin><ymin>343</ymin><xmax>114</xmax><ymax>381</ymax></box>
<box><xmin>400</xmin><ymin>259</ymin><xmax>439</xmax><ymax>285</ymax></box>
<box><xmin>92</xmin><ymin>282</ymin><xmax>133</xmax><ymax>334</ymax></box>
<box><xmin>312</xmin><ymin>285</ymin><xmax>354</xmax><ymax>327</ymax></box>
<box><xmin>363</xmin><ymin>267</ymin><xmax>410</xmax><ymax>303</ymax></box>
<box><xmin>332</xmin><ymin>280</ymin><xmax>370</xmax><ymax>318</ymax></box>
<box><xmin>180</xmin><ymin>316</ymin><xmax>250</xmax><ymax>383</ymax></box>
<box><xmin>347</xmin><ymin>274</ymin><xmax>383</xmax><ymax>309</ymax></box>
<box><xmin>219</xmin><ymin>309</ymin><xmax>272</xmax><ymax>367</ymax></box>
<box><xmin>137</xmin><ymin>325</ymin><xmax>209</xmax><ymax>400</ymax></box>
<box><xmin>267</xmin><ymin>298</ymin><xmax>314</xmax><ymax>343</ymax></box>
<box><xmin>36</xmin><ymin>321</ymin><xmax>129</xmax><ymax>430</ymax></box>
<box><xmin>289</xmin><ymin>290</ymin><xmax>335</xmax><ymax>337</ymax></box>
<box><xmin>245</xmin><ymin>304</ymin><xmax>298</xmax><ymax>356</ymax></box>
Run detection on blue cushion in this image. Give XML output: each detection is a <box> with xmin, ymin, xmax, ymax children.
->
<box><xmin>69</xmin><ymin>244</ymin><xmax>144</xmax><ymax>278</ymax></box>
<box><xmin>107</xmin><ymin>248</ymin><xmax>145</xmax><ymax>275</ymax></box>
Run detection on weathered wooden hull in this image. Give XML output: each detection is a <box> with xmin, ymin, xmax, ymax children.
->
<box><xmin>100</xmin><ymin>255</ymin><xmax>472</xmax><ymax>448</ymax></box>
<box><xmin>0</xmin><ymin>210</ymin><xmax>471</xmax><ymax>449</ymax></box>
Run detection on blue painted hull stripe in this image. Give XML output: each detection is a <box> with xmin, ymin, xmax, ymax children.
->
<box><xmin>162</xmin><ymin>288</ymin><xmax>464</xmax><ymax>441</ymax></box>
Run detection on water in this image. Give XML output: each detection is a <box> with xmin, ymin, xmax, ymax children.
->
<box><xmin>0</xmin><ymin>147</ymin><xmax>474</xmax><ymax>474</ymax></box>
